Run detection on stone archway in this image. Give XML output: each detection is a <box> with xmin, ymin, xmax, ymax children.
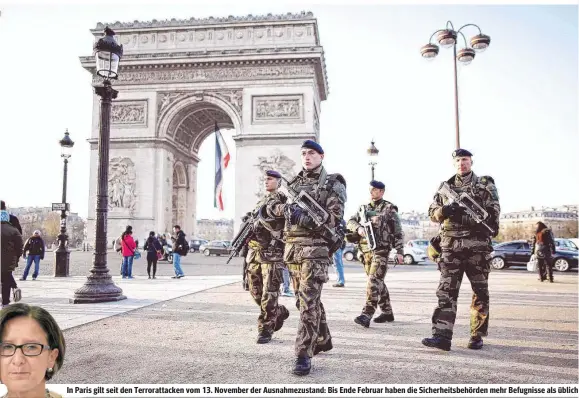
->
<box><xmin>82</xmin><ymin>12</ymin><xmax>329</xmax><ymax>242</ymax></box>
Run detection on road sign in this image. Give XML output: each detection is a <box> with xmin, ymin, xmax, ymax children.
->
<box><xmin>52</xmin><ymin>203</ymin><xmax>70</xmax><ymax>211</ymax></box>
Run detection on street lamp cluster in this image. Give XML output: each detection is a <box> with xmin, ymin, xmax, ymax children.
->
<box><xmin>420</xmin><ymin>21</ymin><xmax>491</xmax><ymax>149</ymax></box>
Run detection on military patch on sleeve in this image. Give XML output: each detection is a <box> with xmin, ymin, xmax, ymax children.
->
<box><xmin>489</xmin><ymin>186</ymin><xmax>499</xmax><ymax>201</ymax></box>
<box><xmin>480</xmin><ymin>176</ymin><xmax>499</xmax><ymax>200</ymax></box>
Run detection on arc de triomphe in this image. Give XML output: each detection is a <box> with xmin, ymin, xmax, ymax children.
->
<box><xmin>80</xmin><ymin>12</ymin><xmax>328</xmax><ymax>242</ymax></box>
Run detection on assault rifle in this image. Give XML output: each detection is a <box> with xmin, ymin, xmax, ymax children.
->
<box><xmin>438</xmin><ymin>182</ymin><xmax>495</xmax><ymax>235</ymax></box>
<box><xmin>280</xmin><ymin>177</ymin><xmax>344</xmax><ymax>254</ymax></box>
<box><xmin>226</xmin><ymin>211</ymin><xmax>256</xmax><ymax>264</ymax></box>
<box><xmin>358</xmin><ymin>205</ymin><xmax>377</xmax><ymax>251</ymax></box>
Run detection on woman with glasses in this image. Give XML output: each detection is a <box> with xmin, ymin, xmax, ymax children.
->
<box><xmin>0</xmin><ymin>303</ymin><xmax>65</xmax><ymax>398</ymax></box>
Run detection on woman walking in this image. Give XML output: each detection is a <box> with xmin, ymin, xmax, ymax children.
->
<box><xmin>143</xmin><ymin>231</ymin><xmax>162</xmax><ymax>279</ymax></box>
<box><xmin>1</xmin><ymin>210</ymin><xmax>22</xmax><ymax>307</ymax></box>
<box><xmin>531</xmin><ymin>222</ymin><xmax>556</xmax><ymax>283</ymax></box>
<box><xmin>120</xmin><ymin>227</ymin><xmax>136</xmax><ymax>279</ymax></box>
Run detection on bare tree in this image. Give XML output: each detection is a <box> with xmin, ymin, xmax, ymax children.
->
<box><xmin>42</xmin><ymin>213</ymin><xmax>61</xmax><ymax>245</ymax></box>
<box><xmin>559</xmin><ymin>220</ymin><xmax>578</xmax><ymax>238</ymax></box>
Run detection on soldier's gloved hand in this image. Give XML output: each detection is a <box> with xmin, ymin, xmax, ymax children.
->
<box><xmin>441</xmin><ymin>203</ymin><xmax>461</xmax><ymax>218</ymax></box>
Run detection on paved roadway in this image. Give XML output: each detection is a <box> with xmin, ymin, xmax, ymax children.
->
<box><xmin>12</xmin><ymin>251</ymin><xmax>575</xmax><ymax>385</ymax></box>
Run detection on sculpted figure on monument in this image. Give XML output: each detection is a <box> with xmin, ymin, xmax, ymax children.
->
<box><xmin>108</xmin><ymin>158</ymin><xmax>137</xmax><ymax>212</ymax></box>
<box><xmin>254</xmin><ymin>150</ymin><xmax>296</xmax><ymax>198</ymax></box>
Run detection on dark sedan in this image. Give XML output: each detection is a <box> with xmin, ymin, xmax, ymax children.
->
<box><xmin>490</xmin><ymin>240</ymin><xmax>578</xmax><ymax>272</ymax></box>
<box><xmin>189</xmin><ymin>239</ymin><xmax>208</xmax><ymax>253</ymax></box>
<box><xmin>201</xmin><ymin>241</ymin><xmax>233</xmax><ymax>257</ymax></box>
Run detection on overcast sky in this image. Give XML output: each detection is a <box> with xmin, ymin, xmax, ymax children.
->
<box><xmin>0</xmin><ymin>2</ymin><xmax>576</xmax><ymax>220</ymax></box>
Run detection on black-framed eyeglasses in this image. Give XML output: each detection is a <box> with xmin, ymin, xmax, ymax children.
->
<box><xmin>0</xmin><ymin>343</ymin><xmax>51</xmax><ymax>357</ymax></box>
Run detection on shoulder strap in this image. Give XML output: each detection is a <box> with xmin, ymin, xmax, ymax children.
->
<box><xmin>122</xmin><ymin>236</ymin><xmax>135</xmax><ymax>255</ymax></box>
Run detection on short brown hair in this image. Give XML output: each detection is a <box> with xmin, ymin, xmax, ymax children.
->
<box><xmin>0</xmin><ymin>304</ymin><xmax>66</xmax><ymax>380</ymax></box>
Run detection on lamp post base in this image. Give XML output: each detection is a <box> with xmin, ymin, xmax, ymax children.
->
<box><xmin>54</xmin><ymin>248</ymin><xmax>70</xmax><ymax>277</ymax></box>
<box><xmin>70</xmin><ymin>273</ymin><xmax>126</xmax><ymax>304</ymax></box>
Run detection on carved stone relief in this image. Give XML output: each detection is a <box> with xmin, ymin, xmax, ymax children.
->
<box><xmin>157</xmin><ymin>89</ymin><xmax>243</xmax><ymax>116</ymax></box>
<box><xmin>98</xmin><ymin>65</ymin><xmax>315</xmax><ymax>85</ymax></box>
<box><xmin>108</xmin><ymin>157</ymin><xmax>137</xmax><ymax>213</ymax></box>
<box><xmin>111</xmin><ymin>101</ymin><xmax>147</xmax><ymax>127</ymax></box>
<box><xmin>254</xmin><ymin>149</ymin><xmax>297</xmax><ymax>198</ymax></box>
<box><xmin>252</xmin><ymin>95</ymin><xmax>303</xmax><ymax>123</ymax></box>
<box><xmin>313</xmin><ymin>108</ymin><xmax>320</xmax><ymax>133</ymax></box>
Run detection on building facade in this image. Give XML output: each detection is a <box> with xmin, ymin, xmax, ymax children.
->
<box><xmin>499</xmin><ymin>205</ymin><xmax>578</xmax><ymax>239</ymax></box>
<box><xmin>196</xmin><ymin>219</ymin><xmax>234</xmax><ymax>242</ymax></box>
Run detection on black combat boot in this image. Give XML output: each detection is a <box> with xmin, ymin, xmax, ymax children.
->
<box><xmin>256</xmin><ymin>330</ymin><xmax>272</xmax><ymax>344</ymax></box>
<box><xmin>421</xmin><ymin>336</ymin><xmax>452</xmax><ymax>351</ymax></box>
<box><xmin>373</xmin><ymin>313</ymin><xmax>395</xmax><ymax>323</ymax></box>
<box><xmin>467</xmin><ymin>336</ymin><xmax>483</xmax><ymax>350</ymax></box>
<box><xmin>292</xmin><ymin>355</ymin><xmax>311</xmax><ymax>376</ymax></box>
<box><xmin>274</xmin><ymin>305</ymin><xmax>290</xmax><ymax>332</ymax></box>
<box><xmin>313</xmin><ymin>338</ymin><xmax>333</xmax><ymax>355</ymax></box>
<box><xmin>354</xmin><ymin>314</ymin><xmax>371</xmax><ymax>328</ymax></box>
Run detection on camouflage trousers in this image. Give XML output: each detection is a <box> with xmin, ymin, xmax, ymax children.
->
<box><xmin>361</xmin><ymin>252</ymin><xmax>393</xmax><ymax>318</ymax></box>
<box><xmin>248</xmin><ymin>261</ymin><xmax>286</xmax><ymax>333</ymax></box>
<box><xmin>287</xmin><ymin>259</ymin><xmax>331</xmax><ymax>357</ymax></box>
<box><xmin>431</xmin><ymin>250</ymin><xmax>490</xmax><ymax>340</ymax></box>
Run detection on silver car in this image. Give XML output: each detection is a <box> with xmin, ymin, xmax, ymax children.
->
<box><xmin>389</xmin><ymin>239</ymin><xmax>429</xmax><ymax>265</ymax></box>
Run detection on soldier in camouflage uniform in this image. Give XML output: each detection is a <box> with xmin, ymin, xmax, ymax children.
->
<box><xmin>346</xmin><ymin>180</ymin><xmax>404</xmax><ymax>327</ymax></box>
<box><xmin>422</xmin><ymin>149</ymin><xmax>500</xmax><ymax>351</ymax></box>
<box><xmin>268</xmin><ymin>140</ymin><xmax>346</xmax><ymax>376</ymax></box>
<box><xmin>246</xmin><ymin>170</ymin><xmax>290</xmax><ymax>344</ymax></box>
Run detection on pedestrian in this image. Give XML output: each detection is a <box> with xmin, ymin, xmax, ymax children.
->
<box><xmin>422</xmin><ymin>148</ymin><xmax>500</xmax><ymax>351</ymax></box>
<box><xmin>531</xmin><ymin>222</ymin><xmax>556</xmax><ymax>283</ymax></box>
<box><xmin>171</xmin><ymin>225</ymin><xmax>187</xmax><ymax>278</ymax></box>
<box><xmin>240</xmin><ymin>242</ymin><xmax>250</xmax><ymax>291</ymax></box>
<box><xmin>0</xmin><ymin>303</ymin><xmax>66</xmax><ymax>398</ymax></box>
<box><xmin>1</xmin><ymin>201</ymin><xmax>22</xmax><ymax>234</ymax></box>
<box><xmin>346</xmin><ymin>180</ymin><xmax>404</xmax><ymax>327</ymax></box>
<box><xmin>244</xmin><ymin>170</ymin><xmax>289</xmax><ymax>344</ymax></box>
<box><xmin>143</xmin><ymin>231</ymin><xmax>162</xmax><ymax>279</ymax></box>
<box><xmin>119</xmin><ymin>227</ymin><xmax>136</xmax><ymax>279</ymax></box>
<box><xmin>1</xmin><ymin>209</ymin><xmax>23</xmax><ymax>307</ymax></box>
<box><xmin>20</xmin><ymin>230</ymin><xmax>45</xmax><ymax>281</ymax></box>
<box><xmin>269</xmin><ymin>140</ymin><xmax>346</xmax><ymax>376</ymax></box>
<box><xmin>332</xmin><ymin>219</ymin><xmax>348</xmax><ymax>288</ymax></box>
<box><xmin>280</xmin><ymin>265</ymin><xmax>293</xmax><ymax>296</ymax></box>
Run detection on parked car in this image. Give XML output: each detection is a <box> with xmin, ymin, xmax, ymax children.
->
<box><xmin>189</xmin><ymin>238</ymin><xmax>208</xmax><ymax>253</ymax></box>
<box><xmin>342</xmin><ymin>240</ymin><xmax>428</xmax><ymax>265</ymax></box>
<box><xmin>490</xmin><ymin>240</ymin><xmax>578</xmax><ymax>272</ymax></box>
<box><xmin>343</xmin><ymin>243</ymin><xmax>359</xmax><ymax>261</ymax></box>
<box><xmin>400</xmin><ymin>239</ymin><xmax>429</xmax><ymax>265</ymax></box>
<box><xmin>201</xmin><ymin>240</ymin><xmax>233</xmax><ymax>257</ymax></box>
<box><xmin>555</xmin><ymin>238</ymin><xmax>578</xmax><ymax>251</ymax></box>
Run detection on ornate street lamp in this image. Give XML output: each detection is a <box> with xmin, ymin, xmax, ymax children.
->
<box><xmin>72</xmin><ymin>27</ymin><xmax>126</xmax><ymax>303</ymax></box>
<box><xmin>420</xmin><ymin>22</ymin><xmax>491</xmax><ymax>149</ymax></box>
<box><xmin>367</xmin><ymin>140</ymin><xmax>379</xmax><ymax>180</ymax></box>
<box><xmin>54</xmin><ymin>130</ymin><xmax>74</xmax><ymax>277</ymax></box>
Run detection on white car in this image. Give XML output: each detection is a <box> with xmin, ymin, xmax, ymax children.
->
<box><xmin>389</xmin><ymin>239</ymin><xmax>429</xmax><ymax>265</ymax></box>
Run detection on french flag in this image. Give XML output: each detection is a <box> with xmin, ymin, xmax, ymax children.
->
<box><xmin>214</xmin><ymin>122</ymin><xmax>230</xmax><ymax>211</ymax></box>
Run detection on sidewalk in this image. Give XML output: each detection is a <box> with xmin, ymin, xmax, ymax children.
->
<box><xmin>14</xmin><ymin>275</ymin><xmax>240</xmax><ymax>330</ymax></box>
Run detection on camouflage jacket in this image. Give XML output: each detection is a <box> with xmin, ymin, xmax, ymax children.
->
<box><xmin>269</xmin><ymin>165</ymin><xmax>346</xmax><ymax>260</ymax></box>
<box><xmin>429</xmin><ymin>172</ymin><xmax>501</xmax><ymax>245</ymax></box>
<box><xmin>347</xmin><ymin>199</ymin><xmax>404</xmax><ymax>255</ymax></box>
<box><xmin>248</xmin><ymin>191</ymin><xmax>287</xmax><ymax>251</ymax></box>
